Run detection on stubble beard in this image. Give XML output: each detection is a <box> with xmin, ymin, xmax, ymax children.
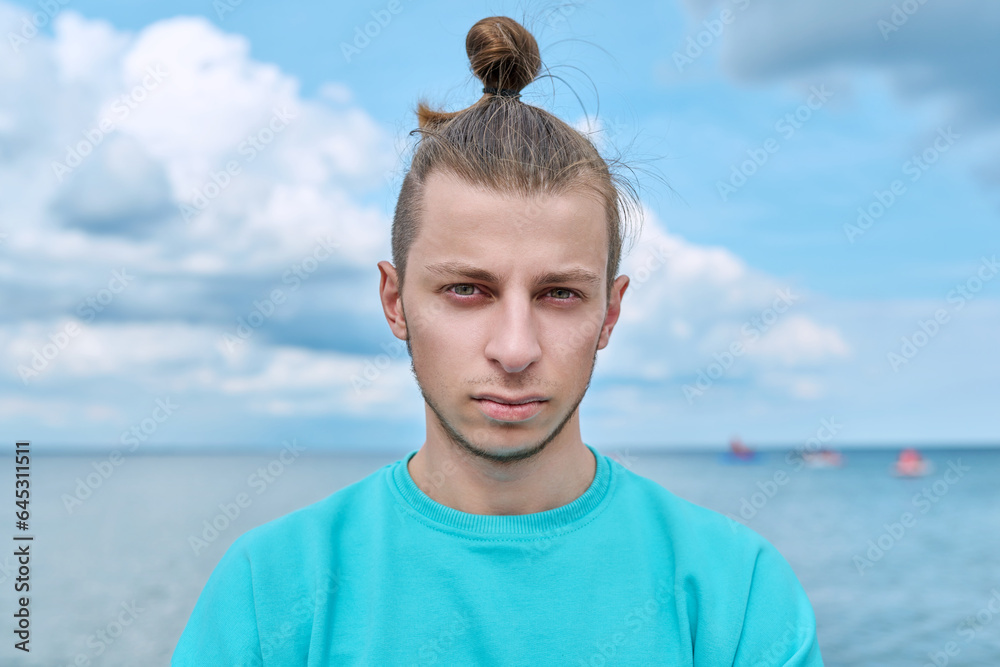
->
<box><xmin>405</xmin><ymin>331</ymin><xmax>599</xmax><ymax>466</ymax></box>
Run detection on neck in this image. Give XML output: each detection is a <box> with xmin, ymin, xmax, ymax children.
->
<box><xmin>407</xmin><ymin>415</ymin><xmax>596</xmax><ymax>515</ymax></box>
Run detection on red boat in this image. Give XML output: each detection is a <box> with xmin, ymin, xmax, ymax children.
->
<box><xmin>892</xmin><ymin>448</ymin><xmax>933</xmax><ymax>477</ymax></box>
<box><xmin>719</xmin><ymin>436</ymin><xmax>760</xmax><ymax>464</ymax></box>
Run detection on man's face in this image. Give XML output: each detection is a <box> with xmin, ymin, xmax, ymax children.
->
<box><xmin>378</xmin><ymin>170</ymin><xmax>628</xmax><ymax>464</ymax></box>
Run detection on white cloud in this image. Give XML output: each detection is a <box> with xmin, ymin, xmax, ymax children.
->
<box><xmin>12</xmin><ymin>1</ymin><xmax>969</xmax><ymax>448</ymax></box>
<box><xmin>51</xmin><ymin>10</ymin><xmax>130</xmax><ymax>83</ymax></box>
<box><xmin>219</xmin><ymin>345</ymin><xmax>421</xmax><ymax>417</ymax></box>
<box><xmin>748</xmin><ymin>314</ymin><xmax>851</xmax><ymax>366</ymax></box>
<box><xmin>2</xmin><ymin>6</ymin><xmax>396</xmax><ymax>288</ymax></box>
<box><xmin>613</xmin><ymin>206</ymin><xmax>851</xmax><ymax>383</ymax></box>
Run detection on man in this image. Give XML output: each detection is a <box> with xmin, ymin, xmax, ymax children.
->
<box><xmin>172</xmin><ymin>166</ymin><xmax>824</xmax><ymax>665</ymax></box>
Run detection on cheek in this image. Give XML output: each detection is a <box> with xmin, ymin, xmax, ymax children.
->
<box><xmin>543</xmin><ymin>311</ymin><xmax>604</xmax><ymax>360</ymax></box>
<box><xmin>402</xmin><ymin>296</ymin><xmax>448</xmax><ymax>340</ymax></box>
<box><xmin>409</xmin><ymin>303</ymin><xmax>489</xmax><ymax>359</ymax></box>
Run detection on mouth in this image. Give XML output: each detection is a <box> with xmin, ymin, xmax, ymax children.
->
<box><xmin>472</xmin><ymin>395</ymin><xmax>548</xmax><ymax>422</ymax></box>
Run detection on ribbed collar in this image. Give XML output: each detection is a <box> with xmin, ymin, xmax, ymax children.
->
<box><xmin>389</xmin><ymin>443</ymin><xmax>613</xmax><ymax>539</ymax></box>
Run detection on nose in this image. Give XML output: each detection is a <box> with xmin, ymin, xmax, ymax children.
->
<box><xmin>483</xmin><ymin>294</ymin><xmax>542</xmax><ymax>374</ymax></box>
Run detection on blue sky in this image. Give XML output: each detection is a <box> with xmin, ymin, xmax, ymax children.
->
<box><xmin>2</xmin><ymin>0</ymin><xmax>998</xmax><ymax>451</ymax></box>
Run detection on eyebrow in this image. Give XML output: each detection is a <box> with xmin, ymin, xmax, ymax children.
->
<box><xmin>423</xmin><ymin>261</ymin><xmax>602</xmax><ymax>288</ymax></box>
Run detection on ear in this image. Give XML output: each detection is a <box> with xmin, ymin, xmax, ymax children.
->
<box><xmin>378</xmin><ymin>261</ymin><xmax>408</xmax><ymax>340</ymax></box>
<box><xmin>597</xmin><ymin>274</ymin><xmax>629</xmax><ymax>350</ymax></box>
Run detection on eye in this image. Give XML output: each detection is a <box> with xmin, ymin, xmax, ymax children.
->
<box><xmin>548</xmin><ymin>288</ymin><xmax>577</xmax><ymax>300</ymax></box>
<box><xmin>447</xmin><ymin>284</ymin><xmax>481</xmax><ymax>297</ymax></box>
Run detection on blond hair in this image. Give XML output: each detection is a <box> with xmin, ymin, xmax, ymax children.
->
<box><xmin>392</xmin><ymin>15</ymin><xmax>644</xmax><ymax>302</ymax></box>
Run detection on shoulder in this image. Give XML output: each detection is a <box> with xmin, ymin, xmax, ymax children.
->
<box><xmin>231</xmin><ymin>458</ymin><xmax>394</xmax><ymax>562</ymax></box>
<box><xmin>610</xmin><ymin>458</ymin><xmax>771</xmax><ymax>553</ymax></box>
<box><xmin>606</xmin><ymin>459</ymin><xmax>822</xmax><ymax>664</ymax></box>
<box><xmin>606</xmin><ymin>458</ymin><xmax>804</xmax><ymax>592</ymax></box>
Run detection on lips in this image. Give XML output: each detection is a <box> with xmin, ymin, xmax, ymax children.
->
<box><xmin>472</xmin><ymin>395</ymin><xmax>547</xmax><ymax>422</ymax></box>
<box><xmin>473</xmin><ymin>394</ymin><xmax>547</xmax><ymax>405</ymax></box>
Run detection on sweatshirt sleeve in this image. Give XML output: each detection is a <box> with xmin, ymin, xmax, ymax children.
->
<box><xmin>733</xmin><ymin>540</ymin><xmax>824</xmax><ymax>666</ymax></box>
<box><xmin>172</xmin><ymin>536</ymin><xmax>264</xmax><ymax>667</ymax></box>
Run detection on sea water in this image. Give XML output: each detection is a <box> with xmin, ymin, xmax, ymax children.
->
<box><xmin>1</xmin><ymin>447</ymin><xmax>997</xmax><ymax>666</ymax></box>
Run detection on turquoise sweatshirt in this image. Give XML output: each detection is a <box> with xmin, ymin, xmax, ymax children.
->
<box><xmin>172</xmin><ymin>445</ymin><xmax>824</xmax><ymax>666</ymax></box>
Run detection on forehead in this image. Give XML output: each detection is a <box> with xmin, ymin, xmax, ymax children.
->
<box><xmin>411</xmin><ymin>170</ymin><xmax>608</xmax><ymax>276</ymax></box>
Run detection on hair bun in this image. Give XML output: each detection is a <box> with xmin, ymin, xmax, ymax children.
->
<box><xmin>466</xmin><ymin>16</ymin><xmax>541</xmax><ymax>96</ymax></box>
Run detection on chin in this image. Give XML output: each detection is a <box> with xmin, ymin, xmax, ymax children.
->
<box><xmin>451</xmin><ymin>427</ymin><xmax>542</xmax><ymax>459</ymax></box>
